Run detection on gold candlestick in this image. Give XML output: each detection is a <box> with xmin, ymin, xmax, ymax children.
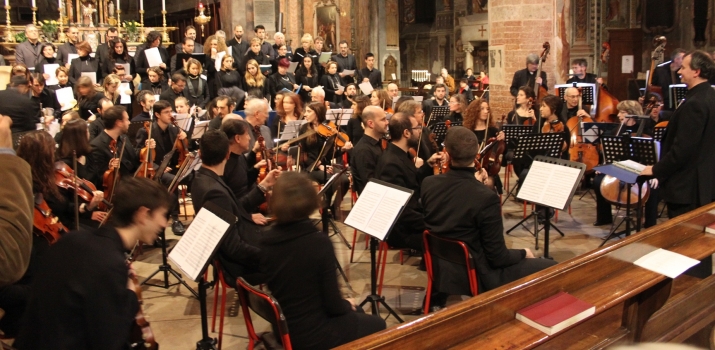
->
<box><xmin>31</xmin><ymin>7</ymin><xmax>37</xmax><ymax>25</ymax></box>
<box><xmin>116</xmin><ymin>8</ymin><xmax>120</xmax><ymax>27</ymax></box>
<box><xmin>138</xmin><ymin>10</ymin><xmax>146</xmax><ymax>42</ymax></box>
<box><xmin>58</xmin><ymin>8</ymin><xmax>67</xmax><ymax>42</ymax></box>
<box><xmin>161</xmin><ymin>10</ymin><xmax>169</xmax><ymax>42</ymax></box>
<box><xmin>4</xmin><ymin>6</ymin><xmax>14</xmax><ymax>43</ymax></box>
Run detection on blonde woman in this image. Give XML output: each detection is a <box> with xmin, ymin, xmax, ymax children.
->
<box><xmin>203</xmin><ymin>34</ymin><xmax>229</xmax><ymax>98</ymax></box>
<box><xmin>292</xmin><ymin>33</ymin><xmax>318</xmax><ymax>71</ymax></box>
<box><xmin>101</xmin><ymin>74</ymin><xmax>132</xmax><ymax>113</ymax></box>
<box><xmin>243</xmin><ymin>58</ymin><xmax>270</xmax><ymax>99</ymax></box>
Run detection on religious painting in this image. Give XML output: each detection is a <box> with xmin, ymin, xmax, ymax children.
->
<box><xmin>468</xmin><ymin>0</ymin><xmax>487</xmax><ymax>15</ymax></box>
<box><xmin>488</xmin><ymin>45</ymin><xmax>505</xmax><ymax>85</ymax></box>
<box><xmin>315</xmin><ymin>2</ymin><xmax>339</xmax><ymax>51</ymax></box>
<box><xmin>402</xmin><ymin>0</ymin><xmax>415</xmax><ymax>24</ymax></box>
<box><xmin>386</xmin><ymin>0</ymin><xmax>399</xmax><ymax>48</ymax></box>
<box><xmin>603</xmin><ymin>0</ymin><xmax>628</xmax><ymax>28</ymax></box>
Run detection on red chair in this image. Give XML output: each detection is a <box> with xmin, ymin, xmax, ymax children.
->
<box><xmin>236</xmin><ymin>277</ymin><xmax>293</xmax><ymax>350</ymax></box>
<box><xmin>422</xmin><ymin>230</ymin><xmax>478</xmax><ymax>315</ymax></box>
<box><xmin>210</xmin><ymin>260</ymin><xmax>231</xmax><ymax>350</ymax></box>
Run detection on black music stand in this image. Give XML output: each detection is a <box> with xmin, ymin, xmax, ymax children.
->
<box><xmin>513</xmin><ymin>156</ymin><xmax>586</xmax><ymax>259</ymax></box>
<box><xmin>652</xmin><ymin>126</ymin><xmax>667</xmax><ymax>142</ymax></box>
<box><xmin>556</xmin><ymin>83</ymin><xmax>596</xmax><ymax>108</ymax></box>
<box><xmin>596</xmin><ymin>136</ymin><xmax>658</xmax><ymax>246</ymax></box>
<box><xmin>668</xmin><ymin>84</ymin><xmax>687</xmax><ymax>109</ymax></box>
<box><xmin>425</xmin><ymin>105</ymin><xmax>450</xmax><ymax>128</ymax></box>
<box><xmin>430</xmin><ymin>122</ymin><xmax>459</xmax><ymax>147</ymax></box>
<box><xmin>506</xmin><ymin>133</ymin><xmax>566</xmax><ymax>244</ymax></box>
<box><xmin>501</xmin><ymin>125</ymin><xmax>535</xmax><ymax>203</ymax></box>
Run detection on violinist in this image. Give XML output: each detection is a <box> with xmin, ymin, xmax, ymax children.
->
<box><xmin>613</xmin><ymin>100</ymin><xmax>652</xmax><ymax>136</ymax></box>
<box><xmin>421</xmin><ymin>126</ymin><xmax>556</xmax><ymax>311</ymax></box>
<box><xmin>271</xmin><ymin>91</ymin><xmax>302</xmax><ymax>140</ymax></box>
<box><xmin>88</xmin><ymin>106</ymin><xmax>139</xmax><ymax>188</ymax></box>
<box><xmin>445</xmin><ymin>94</ymin><xmax>468</xmax><ymax>123</ymax></box>
<box><xmin>344</xmin><ymin>95</ymin><xmax>370</xmax><ymax>146</ymax></box>
<box><xmin>243</xmin><ymin>99</ymin><xmax>274</xmax><ymax>185</ymax></box>
<box><xmin>463</xmin><ymin>99</ymin><xmax>505</xmax><ymax>192</ymax></box>
<box><xmin>643</xmin><ymin>92</ymin><xmax>665</xmax><ymax>131</ymax></box>
<box><xmin>88</xmin><ymin>98</ymin><xmax>114</xmax><ymax>141</ymax></box>
<box><xmin>506</xmin><ymin>86</ymin><xmax>538</xmax><ymax>125</ymax></box>
<box><xmin>132</xmin><ymin>90</ymin><xmax>156</xmax><ymax>122</ymax></box>
<box><xmin>423</xmin><ymin>84</ymin><xmax>448</xmax><ymax>122</ymax></box>
<box><xmin>375</xmin><ymin>112</ymin><xmax>443</xmax><ymax>252</ymax></box>
<box><xmin>350</xmin><ymin>106</ymin><xmax>389</xmax><ymax>195</ymax></box>
<box><xmin>14</xmin><ymin>177</ymin><xmax>172</xmax><ymax>350</ymax></box>
<box><xmin>135</xmin><ymin>100</ymin><xmax>188</xmax><ymax>235</ymax></box>
<box><xmin>370</xmin><ymin>89</ymin><xmax>394</xmax><ymax>114</ymax></box>
<box><xmin>290</xmin><ymin>102</ymin><xmax>350</xmax><ymax>217</ymax></box>
<box><xmin>397</xmin><ymin>99</ymin><xmax>435</xmax><ymax>161</ymax></box>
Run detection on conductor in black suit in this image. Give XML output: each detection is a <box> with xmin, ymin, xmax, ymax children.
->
<box><xmin>375</xmin><ymin>112</ymin><xmax>443</xmax><ymax>251</ymax></box>
<box><xmin>510</xmin><ymin>53</ymin><xmax>547</xmax><ymax>97</ymax></box>
<box><xmin>191</xmin><ymin>129</ymin><xmax>281</xmax><ymax>286</ymax></box>
<box><xmin>421</xmin><ymin>126</ymin><xmax>557</xmax><ymax>309</ymax></box>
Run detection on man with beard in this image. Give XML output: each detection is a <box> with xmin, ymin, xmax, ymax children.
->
<box><xmin>88</xmin><ymin>106</ymin><xmax>141</xmax><ymax>188</ymax></box>
<box><xmin>351</xmin><ymin>106</ymin><xmax>389</xmax><ymax>195</ymax></box>
<box><xmin>332</xmin><ymin>40</ymin><xmax>357</xmax><ymax>86</ymax></box>
<box><xmin>227</xmin><ymin>25</ymin><xmax>249</xmax><ymax>62</ymax></box>
<box><xmin>175</xmin><ymin>26</ymin><xmax>204</xmax><ymax>54</ymax></box>
<box><xmin>375</xmin><ymin>112</ymin><xmax>442</xmax><ymax>252</ymax></box>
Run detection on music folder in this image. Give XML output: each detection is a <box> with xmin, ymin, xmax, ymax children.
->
<box><xmin>168</xmin><ymin>201</ymin><xmax>236</xmax><ymax>282</ymax></box>
<box><xmin>344</xmin><ymin>179</ymin><xmax>413</xmax><ymax>241</ymax></box>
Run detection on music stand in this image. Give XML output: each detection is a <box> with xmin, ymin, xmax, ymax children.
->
<box><xmin>425</xmin><ymin>105</ymin><xmax>450</xmax><ymax>128</ymax></box>
<box><xmin>653</xmin><ymin>126</ymin><xmax>667</xmax><ymax>141</ymax></box>
<box><xmin>668</xmin><ymin>84</ymin><xmax>687</xmax><ymax>109</ymax></box>
<box><xmin>326</xmin><ymin>109</ymin><xmax>353</xmax><ymax>126</ymax></box>
<box><xmin>596</xmin><ymin>136</ymin><xmax>658</xmax><ymax>245</ymax></box>
<box><xmin>505</xmin><ymin>133</ymin><xmax>566</xmax><ymax>242</ymax></box>
<box><xmin>582</xmin><ymin>122</ymin><xmax>621</xmax><ymax>144</ymax></box>
<box><xmin>513</xmin><ymin>156</ymin><xmax>586</xmax><ymax>259</ymax></box>
<box><xmin>430</xmin><ymin>122</ymin><xmax>453</xmax><ymax>146</ymax></box>
<box><xmin>500</xmin><ymin>125</ymin><xmax>543</xmax><ymax>203</ymax></box>
<box><xmin>556</xmin><ymin>83</ymin><xmax>596</xmax><ymax>114</ymax></box>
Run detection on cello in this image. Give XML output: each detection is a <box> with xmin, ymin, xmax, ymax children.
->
<box><xmin>595</xmin><ymin>42</ymin><xmax>620</xmax><ymax>123</ymax></box>
<box><xmin>566</xmin><ymin>87</ymin><xmax>599</xmax><ymax>172</ymax></box>
<box><xmin>533</xmin><ymin>42</ymin><xmax>551</xmax><ymax>106</ymax></box>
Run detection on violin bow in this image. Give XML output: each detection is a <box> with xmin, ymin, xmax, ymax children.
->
<box><xmin>110</xmin><ymin>137</ymin><xmax>127</xmax><ymax>203</ymax></box>
<box><xmin>73</xmin><ymin>151</ymin><xmax>80</xmax><ymax>231</ymax></box>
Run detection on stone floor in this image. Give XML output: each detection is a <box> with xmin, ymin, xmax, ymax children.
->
<box><xmin>125</xmin><ymin>172</ymin><xmax>672</xmax><ymax>350</ymax></box>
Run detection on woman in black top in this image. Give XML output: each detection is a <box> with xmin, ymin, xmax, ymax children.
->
<box><xmin>268</xmin><ymin>58</ymin><xmax>298</xmax><ymax>107</ymax></box>
<box><xmin>506</xmin><ymin>85</ymin><xmax>538</xmax><ymax>125</ymax></box>
<box><xmin>76</xmin><ymin>76</ymin><xmax>105</xmax><ymax>120</ymax></box>
<box><xmin>243</xmin><ymin>59</ymin><xmax>271</xmax><ymax>100</ymax></box>
<box><xmin>103</xmin><ymin>38</ymin><xmax>136</xmax><ymax>84</ymax></box>
<box><xmin>241</xmin><ymin>37</ymin><xmax>270</xmax><ymax>75</ymax></box>
<box><xmin>320</xmin><ymin>61</ymin><xmax>344</xmax><ymax>104</ymax></box>
<box><xmin>34</xmin><ymin>43</ymin><xmax>58</xmax><ymax>76</ymax></box>
<box><xmin>463</xmin><ymin>98</ymin><xmax>505</xmax><ymax>193</ymax></box>
<box><xmin>259</xmin><ymin>172</ymin><xmax>386</xmax><ymax>350</ymax></box>
<box><xmin>68</xmin><ymin>41</ymin><xmax>102</xmax><ymax>86</ymax></box>
<box><xmin>185</xmin><ymin>58</ymin><xmax>210</xmax><ymax>108</ymax></box>
<box><xmin>217</xmin><ymin>55</ymin><xmax>242</xmax><ymax>91</ymax></box>
<box><xmin>202</xmin><ymin>35</ymin><xmax>226</xmax><ymax>99</ymax></box>
<box><xmin>292</xmin><ymin>33</ymin><xmax>318</xmax><ymax>72</ymax></box>
<box><xmin>295</xmin><ymin>55</ymin><xmax>320</xmax><ymax>104</ymax></box>
<box><xmin>271</xmin><ymin>91</ymin><xmax>302</xmax><ymax>140</ymax></box>
<box><xmin>344</xmin><ymin>95</ymin><xmax>370</xmax><ymax>146</ymax></box>
<box><xmin>141</xmin><ymin>67</ymin><xmax>168</xmax><ymax>95</ymax></box>
<box><xmin>51</xmin><ymin>66</ymin><xmax>73</xmax><ymax>92</ymax></box>
<box><xmin>135</xmin><ymin>31</ymin><xmax>169</xmax><ymax>84</ymax></box>
<box><xmin>445</xmin><ymin>94</ymin><xmax>468</xmax><ymax>123</ymax></box>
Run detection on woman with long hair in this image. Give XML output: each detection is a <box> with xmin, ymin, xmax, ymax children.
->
<box><xmin>271</xmin><ymin>91</ymin><xmax>303</xmax><ymax>139</ymax></box>
<box><xmin>446</xmin><ymin>94</ymin><xmax>468</xmax><ymax>123</ymax></box>
<box><xmin>369</xmin><ymin>89</ymin><xmax>392</xmax><ymax>113</ymax></box>
<box><xmin>296</xmin><ymin>55</ymin><xmax>320</xmax><ymax>103</ymax></box>
<box><xmin>463</xmin><ymin>99</ymin><xmax>505</xmax><ymax>192</ymax></box>
<box><xmin>243</xmin><ymin>59</ymin><xmax>270</xmax><ymax>100</ymax></box>
<box><xmin>217</xmin><ymin>54</ymin><xmax>242</xmax><ymax>90</ymax></box>
<box><xmin>76</xmin><ymin>76</ymin><xmax>104</xmax><ymax>121</ymax></box>
<box><xmin>136</xmin><ymin>31</ymin><xmax>168</xmax><ymax>84</ymax></box>
<box><xmin>68</xmin><ymin>41</ymin><xmax>102</xmax><ymax>86</ymax></box>
<box><xmin>506</xmin><ymin>86</ymin><xmax>538</xmax><ymax>125</ymax></box>
<box><xmin>103</xmin><ymin>38</ymin><xmax>135</xmax><ymax>83</ymax></box>
<box><xmin>34</xmin><ymin>43</ymin><xmax>58</xmax><ymax>77</ymax></box>
<box><xmin>241</xmin><ymin>37</ymin><xmax>270</xmax><ymax>74</ymax></box>
<box><xmin>185</xmin><ymin>58</ymin><xmax>210</xmax><ymax>108</ymax></box>
<box><xmin>259</xmin><ymin>172</ymin><xmax>386</xmax><ymax>350</ymax></box>
<box><xmin>345</xmin><ymin>95</ymin><xmax>370</xmax><ymax>146</ymax></box>
<box><xmin>320</xmin><ymin>61</ymin><xmax>344</xmax><ymax>104</ymax></box>
<box><xmin>203</xmin><ymin>34</ymin><xmax>228</xmax><ymax>98</ymax></box>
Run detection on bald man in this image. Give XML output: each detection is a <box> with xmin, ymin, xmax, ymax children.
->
<box><xmin>558</xmin><ymin>87</ymin><xmax>589</xmax><ymax>124</ymax></box>
<box><xmin>387</xmin><ymin>83</ymin><xmax>399</xmax><ymax>110</ymax></box>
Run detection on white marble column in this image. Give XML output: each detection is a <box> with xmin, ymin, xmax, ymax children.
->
<box><xmin>464</xmin><ymin>44</ymin><xmax>474</xmax><ymax>70</ymax></box>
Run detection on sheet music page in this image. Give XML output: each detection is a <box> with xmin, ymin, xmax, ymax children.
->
<box><xmin>288</xmin><ymin>62</ymin><xmax>299</xmax><ymax>74</ymax></box>
<box><xmin>144</xmin><ymin>47</ymin><xmax>163</xmax><ymax>67</ymax></box>
<box><xmin>81</xmin><ymin>72</ymin><xmax>97</xmax><ymax>85</ymax></box>
<box><xmin>344</xmin><ymin>181</ymin><xmax>411</xmax><ymax>240</ymax></box>
<box><xmin>517</xmin><ymin>161</ymin><xmax>582</xmax><ymax>210</ymax></box>
<box><xmin>192</xmin><ymin>120</ymin><xmax>210</xmax><ymax>139</ymax></box>
<box><xmin>319</xmin><ymin>52</ymin><xmax>332</xmax><ymax>64</ymax></box>
<box><xmin>174</xmin><ymin>114</ymin><xmax>192</xmax><ymax>130</ymax></box>
<box><xmin>359</xmin><ymin>82</ymin><xmax>374</xmax><ymax>95</ymax></box>
<box><xmin>55</xmin><ymin>87</ymin><xmax>75</xmax><ymax>110</ymax></box>
<box><xmin>168</xmin><ymin>208</ymin><xmax>231</xmax><ymax>281</ymax></box>
<box><xmin>340</xmin><ymin>69</ymin><xmax>355</xmax><ymax>77</ymax></box>
<box><xmin>119</xmin><ymin>83</ymin><xmax>132</xmax><ymax>104</ymax></box>
<box><xmin>214</xmin><ymin>51</ymin><xmax>226</xmax><ymax>71</ymax></box>
<box><xmin>633</xmin><ymin>248</ymin><xmax>699</xmax><ymax>279</ymax></box>
<box><xmin>44</xmin><ymin>64</ymin><xmax>60</xmax><ymax>85</ymax></box>
<box><xmin>67</xmin><ymin>53</ymin><xmax>79</xmax><ymax>64</ymax></box>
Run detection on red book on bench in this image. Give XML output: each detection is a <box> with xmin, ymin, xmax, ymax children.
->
<box><xmin>516</xmin><ymin>291</ymin><xmax>595</xmax><ymax>335</ymax></box>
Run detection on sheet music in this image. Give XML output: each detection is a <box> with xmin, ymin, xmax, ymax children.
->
<box><xmin>119</xmin><ymin>82</ymin><xmax>132</xmax><ymax>104</ymax></box>
<box><xmin>633</xmin><ymin>248</ymin><xmax>699</xmax><ymax>279</ymax></box>
<box><xmin>67</xmin><ymin>53</ymin><xmax>79</xmax><ymax>64</ymax></box>
<box><xmin>44</xmin><ymin>64</ymin><xmax>60</xmax><ymax>85</ymax></box>
<box><xmin>517</xmin><ymin>160</ymin><xmax>582</xmax><ymax>210</ymax></box>
<box><xmin>168</xmin><ymin>207</ymin><xmax>231</xmax><ymax>281</ymax></box>
<box><xmin>192</xmin><ymin>120</ymin><xmax>210</xmax><ymax>139</ymax></box>
<box><xmin>359</xmin><ymin>82</ymin><xmax>374</xmax><ymax>95</ymax></box>
<box><xmin>280</xmin><ymin>120</ymin><xmax>307</xmax><ymax>140</ymax></box>
<box><xmin>287</xmin><ymin>62</ymin><xmax>299</xmax><ymax>74</ymax></box>
<box><xmin>55</xmin><ymin>87</ymin><xmax>76</xmax><ymax>111</ymax></box>
<box><xmin>326</xmin><ymin>109</ymin><xmax>352</xmax><ymax>126</ymax></box>
<box><xmin>144</xmin><ymin>47</ymin><xmax>163</xmax><ymax>67</ymax></box>
<box><xmin>81</xmin><ymin>72</ymin><xmax>97</xmax><ymax>85</ymax></box>
<box><xmin>174</xmin><ymin>113</ymin><xmax>192</xmax><ymax>131</ymax></box>
<box><xmin>319</xmin><ymin>51</ymin><xmax>332</xmax><ymax>64</ymax></box>
<box><xmin>215</xmin><ymin>51</ymin><xmax>226</xmax><ymax>71</ymax></box>
<box><xmin>340</xmin><ymin>69</ymin><xmax>355</xmax><ymax>77</ymax></box>
<box><xmin>344</xmin><ymin>181</ymin><xmax>412</xmax><ymax>240</ymax></box>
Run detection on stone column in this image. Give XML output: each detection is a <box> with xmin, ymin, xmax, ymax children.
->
<box><xmin>464</xmin><ymin>44</ymin><xmax>474</xmax><ymax>70</ymax></box>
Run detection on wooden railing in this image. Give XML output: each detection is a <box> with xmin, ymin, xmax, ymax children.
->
<box><xmin>337</xmin><ymin>203</ymin><xmax>715</xmax><ymax>349</ymax></box>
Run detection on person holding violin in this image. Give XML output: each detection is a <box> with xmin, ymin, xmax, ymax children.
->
<box><xmin>510</xmin><ymin>54</ymin><xmax>547</xmax><ymax>98</ymax></box>
<box><xmin>242</xmin><ymin>99</ymin><xmax>274</xmax><ymax>186</ymax></box>
<box><xmin>135</xmin><ymin>100</ymin><xmax>188</xmax><ymax>235</ymax></box>
<box><xmin>271</xmin><ymin>91</ymin><xmax>303</xmax><ymax>140</ymax></box>
<box><xmin>423</xmin><ymin>84</ymin><xmax>449</xmax><ymax>123</ymax></box>
<box><xmin>88</xmin><ymin>106</ymin><xmax>140</xmax><ymax>189</ymax></box>
<box><xmin>613</xmin><ymin>100</ymin><xmax>652</xmax><ymax>136</ymax></box>
<box><xmin>506</xmin><ymin>86</ymin><xmax>538</xmax><ymax>125</ymax></box>
<box><xmin>350</xmin><ymin>106</ymin><xmax>389</xmax><ymax>195</ymax></box>
<box><xmin>463</xmin><ymin>98</ymin><xmax>505</xmax><ymax>193</ymax></box>
<box><xmin>397</xmin><ymin>100</ymin><xmax>436</xmax><ymax>161</ymax></box>
<box><xmin>375</xmin><ymin>112</ymin><xmax>443</xmax><ymax>253</ymax></box>
<box><xmin>539</xmin><ymin>95</ymin><xmax>570</xmax><ymax>159</ymax></box>
<box><xmin>14</xmin><ymin>177</ymin><xmax>172</xmax><ymax>350</ymax></box>
<box><xmin>444</xmin><ymin>94</ymin><xmax>468</xmax><ymax>123</ymax></box>
<box><xmin>421</xmin><ymin>126</ymin><xmax>556</xmax><ymax>311</ymax></box>
<box><xmin>344</xmin><ymin>95</ymin><xmax>370</xmax><ymax>147</ymax></box>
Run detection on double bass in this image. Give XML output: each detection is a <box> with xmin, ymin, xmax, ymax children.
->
<box><xmin>644</xmin><ymin>36</ymin><xmax>668</xmax><ymax>101</ymax></box>
<box><xmin>566</xmin><ymin>88</ymin><xmax>599</xmax><ymax>172</ymax></box>
<box><xmin>532</xmin><ymin>42</ymin><xmax>550</xmax><ymax>105</ymax></box>
<box><xmin>595</xmin><ymin>42</ymin><xmax>620</xmax><ymax>123</ymax></box>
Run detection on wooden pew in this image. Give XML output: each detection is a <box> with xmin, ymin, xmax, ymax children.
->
<box><xmin>336</xmin><ymin>203</ymin><xmax>715</xmax><ymax>349</ymax></box>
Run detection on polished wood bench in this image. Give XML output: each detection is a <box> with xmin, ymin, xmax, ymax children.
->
<box><xmin>337</xmin><ymin>203</ymin><xmax>715</xmax><ymax>349</ymax></box>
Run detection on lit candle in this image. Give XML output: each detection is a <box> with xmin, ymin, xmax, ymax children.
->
<box><xmin>161</xmin><ymin>0</ymin><xmax>165</xmax><ymax>11</ymax></box>
<box><xmin>58</xmin><ymin>0</ymin><xmax>61</xmax><ymax>8</ymax></box>
<box><xmin>139</xmin><ymin>0</ymin><xmax>143</xmax><ymax>11</ymax></box>
<box><xmin>5</xmin><ymin>0</ymin><xmax>8</xmax><ymax>7</ymax></box>
<box><xmin>32</xmin><ymin>0</ymin><xmax>36</xmax><ymax>7</ymax></box>
<box><xmin>116</xmin><ymin>0</ymin><xmax>119</xmax><ymax>12</ymax></box>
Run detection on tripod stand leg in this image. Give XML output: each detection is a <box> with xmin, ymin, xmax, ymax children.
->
<box><xmin>359</xmin><ymin>237</ymin><xmax>403</xmax><ymax>323</ymax></box>
<box><xmin>196</xmin><ymin>277</ymin><xmax>218</xmax><ymax>350</ymax></box>
<box><xmin>335</xmin><ymin>257</ymin><xmax>353</xmax><ymax>292</ymax></box>
<box><xmin>328</xmin><ymin>217</ymin><xmax>352</xmax><ymax>249</ymax></box>
<box><xmin>140</xmin><ymin>231</ymin><xmax>199</xmax><ymax>298</ymax></box>
<box><xmin>506</xmin><ymin>213</ymin><xmax>536</xmax><ymax>235</ymax></box>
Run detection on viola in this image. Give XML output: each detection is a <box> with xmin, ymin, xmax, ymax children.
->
<box><xmin>171</xmin><ymin>117</ymin><xmax>190</xmax><ymax>166</ymax></box>
<box><xmin>523</xmin><ymin>98</ymin><xmax>537</xmax><ymax>126</ymax></box>
<box><xmin>315</xmin><ymin>121</ymin><xmax>350</xmax><ymax>148</ymax></box>
<box><xmin>127</xmin><ymin>252</ymin><xmax>159</xmax><ymax>350</ymax></box>
<box><xmin>542</xmin><ymin>119</ymin><xmax>568</xmax><ymax>152</ymax></box>
<box><xmin>476</xmin><ymin>137</ymin><xmax>505</xmax><ymax>176</ymax></box>
<box><xmin>135</xmin><ymin>121</ymin><xmax>156</xmax><ymax>179</ymax></box>
<box><xmin>55</xmin><ymin>161</ymin><xmax>112</xmax><ymax>209</ymax></box>
<box><xmin>253</xmin><ymin>125</ymin><xmax>274</xmax><ymax>183</ymax></box>
<box><xmin>33</xmin><ymin>195</ymin><xmax>69</xmax><ymax>244</ymax></box>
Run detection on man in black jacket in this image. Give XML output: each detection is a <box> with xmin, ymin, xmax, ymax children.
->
<box><xmin>351</xmin><ymin>106</ymin><xmax>388</xmax><ymax>194</ymax></box>
<box><xmin>88</xmin><ymin>98</ymin><xmax>114</xmax><ymax>141</ymax></box>
<box><xmin>191</xmin><ymin>129</ymin><xmax>280</xmax><ymax>286</ymax></box>
<box><xmin>510</xmin><ymin>53</ymin><xmax>547</xmax><ymax>97</ymax></box>
<box><xmin>227</xmin><ymin>25</ymin><xmax>249</xmax><ymax>66</ymax></box>
<box><xmin>57</xmin><ymin>26</ymin><xmax>80</xmax><ymax>68</ymax></box>
<box><xmin>14</xmin><ymin>177</ymin><xmax>171</xmax><ymax>350</ymax></box>
<box><xmin>375</xmin><ymin>112</ymin><xmax>442</xmax><ymax>251</ymax></box>
<box><xmin>88</xmin><ymin>106</ymin><xmax>140</xmax><ymax>187</ymax></box>
<box><xmin>332</xmin><ymin>40</ymin><xmax>357</xmax><ymax>86</ymax></box>
<box><xmin>0</xmin><ymin>76</ymin><xmax>41</xmax><ymax>133</ymax></box>
<box><xmin>95</xmin><ymin>27</ymin><xmax>118</xmax><ymax>70</ymax></box>
<box><xmin>358</xmin><ymin>52</ymin><xmax>382</xmax><ymax>89</ymax></box>
<box><xmin>421</xmin><ymin>127</ymin><xmax>556</xmax><ymax>309</ymax></box>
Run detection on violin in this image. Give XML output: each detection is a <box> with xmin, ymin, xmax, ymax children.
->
<box><xmin>33</xmin><ymin>194</ymin><xmax>69</xmax><ymax>244</ymax></box>
<box><xmin>429</xmin><ymin>133</ymin><xmax>442</xmax><ymax>175</ymax></box>
<box><xmin>102</xmin><ymin>140</ymin><xmax>118</xmax><ymax>207</ymax></box>
<box><xmin>135</xmin><ymin>121</ymin><xmax>156</xmax><ymax>179</ymax></box>
<box><xmin>171</xmin><ymin>117</ymin><xmax>190</xmax><ymax>166</ymax></box>
<box><xmin>55</xmin><ymin>161</ymin><xmax>112</xmax><ymax>209</ymax></box>
<box><xmin>542</xmin><ymin>119</ymin><xmax>568</xmax><ymax>152</ymax></box>
<box><xmin>476</xmin><ymin>137</ymin><xmax>505</xmax><ymax>176</ymax></box>
<box><xmin>127</xmin><ymin>250</ymin><xmax>159</xmax><ymax>350</ymax></box>
<box><xmin>566</xmin><ymin>87</ymin><xmax>599</xmax><ymax>172</ymax></box>
<box><xmin>254</xmin><ymin>125</ymin><xmax>274</xmax><ymax>183</ymax></box>
<box><xmin>315</xmin><ymin>121</ymin><xmax>349</xmax><ymax>148</ymax></box>
<box><xmin>523</xmin><ymin>98</ymin><xmax>537</xmax><ymax>126</ymax></box>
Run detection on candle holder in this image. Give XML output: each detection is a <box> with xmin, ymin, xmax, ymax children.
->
<box><xmin>4</xmin><ymin>6</ymin><xmax>14</xmax><ymax>43</ymax></box>
<box><xmin>161</xmin><ymin>10</ymin><xmax>169</xmax><ymax>43</ymax></box>
<box><xmin>138</xmin><ymin>10</ymin><xmax>146</xmax><ymax>42</ymax></box>
<box><xmin>116</xmin><ymin>8</ymin><xmax>120</xmax><ymax>27</ymax></box>
<box><xmin>31</xmin><ymin>7</ymin><xmax>38</xmax><ymax>25</ymax></box>
<box><xmin>58</xmin><ymin>8</ymin><xmax>67</xmax><ymax>42</ymax></box>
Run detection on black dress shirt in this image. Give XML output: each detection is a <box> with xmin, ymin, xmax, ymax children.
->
<box><xmin>509</xmin><ymin>68</ymin><xmax>547</xmax><ymax>97</ymax></box>
<box><xmin>88</xmin><ymin>133</ymin><xmax>139</xmax><ymax>187</ymax></box>
<box><xmin>351</xmin><ymin>134</ymin><xmax>383</xmax><ymax>194</ymax></box>
<box><xmin>358</xmin><ymin>67</ymin><xmax>382</xmax><ymax>89</ymax></box>
<box><xmin>222</xmin><ymin>152</ymin><xmax>250</xmax><ymax>200</ymax></box>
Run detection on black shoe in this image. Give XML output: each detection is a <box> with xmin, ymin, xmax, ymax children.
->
<box><xmin>593</xmin><ymin>220</ymin><xmax>612</xmax><ymax>226</ymax></box>
<box><xmin>172</xmin><ymin>220</ymin><xmax>186</xmax><ymax>236</ymax></box>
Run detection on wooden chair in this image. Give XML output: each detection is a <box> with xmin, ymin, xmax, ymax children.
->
<box><xmin>236</xmin><ymin>277</ymin><xmax>293</xmax><ymax>350</ymax></box>
<box><xmin>422</xmin><ymin>230</ymin><xmax>478</xmax><ymax>315</ymax></box>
